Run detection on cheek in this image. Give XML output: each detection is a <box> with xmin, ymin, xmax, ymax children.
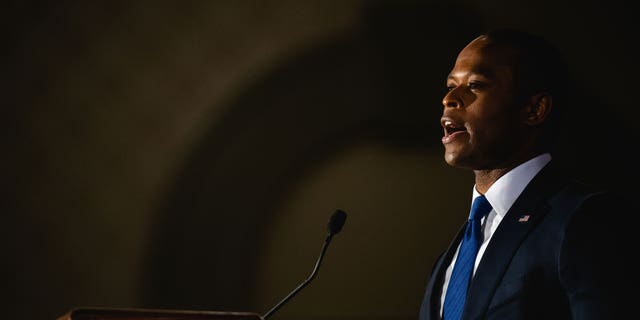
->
<box><xmin>469</xmin><ymin>111</ymin><xmax>517</xmax><ymax>146</ymax></box>
<box><xmin>467</xmin><ymin>93</ymin><xmax>522</xmax><ymax>137</ymax></box>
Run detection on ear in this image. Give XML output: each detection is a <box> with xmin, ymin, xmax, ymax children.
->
<box><xmin>524</xmin><ymin>92</ymin><xmax>552</xmax><ymax>126</ymax></box>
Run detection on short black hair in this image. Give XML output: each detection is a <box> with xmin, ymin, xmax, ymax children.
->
<box><xmin>482</xmin><ymin>28</ymin><xmax>570</xmax><ymax>149</ymax></box>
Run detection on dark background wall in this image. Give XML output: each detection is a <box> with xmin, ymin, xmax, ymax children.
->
<box><xmin>2</xmin><ymin>1</ymin><xmax>637</xmax><ymax>320</ymax></box>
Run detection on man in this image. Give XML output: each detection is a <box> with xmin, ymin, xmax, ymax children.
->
<box><xmin>418</xmin><ymin>28</ymin><xmax>634</xmax><ymax>319</ymax></box>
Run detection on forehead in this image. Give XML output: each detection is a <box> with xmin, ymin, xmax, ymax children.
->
<box><xmin>449</xmin><ymin>36</ymin><xmax>519</xmax><ymax>79</ymax></box>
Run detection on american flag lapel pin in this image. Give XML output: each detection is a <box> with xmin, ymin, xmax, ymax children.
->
<box><xmin>518</xmin><ymin>215</ymin><xmax>531</xmax><ymax>223</ymax></box>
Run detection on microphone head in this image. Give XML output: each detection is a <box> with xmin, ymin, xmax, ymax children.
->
<box><xmin>327</xmin><ymin>209</ymin><xmax>347</xmax><ymax>236</ymax></box>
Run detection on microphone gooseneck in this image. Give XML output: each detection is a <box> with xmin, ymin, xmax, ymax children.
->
<box><xmin>262</xmin><ymin>209</ymin><xmax>347</xmax><ymax>320</ymax></box>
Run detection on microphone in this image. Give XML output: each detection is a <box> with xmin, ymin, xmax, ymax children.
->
<box><xmin>261</xmin><ymin>209</ymin><xmax>347</xmax><ymax>319</ymax></box>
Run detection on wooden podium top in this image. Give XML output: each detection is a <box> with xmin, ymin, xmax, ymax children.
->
<box><xmin>58</xmin><ymin>307</ymin><xmax>264</xmax><ymax>320</ymax></box>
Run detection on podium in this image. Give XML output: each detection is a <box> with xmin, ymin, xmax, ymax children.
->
<box><xmin>57</xmin><ymin>211</ymin><xmax>348</xmax><ymax>320</ymax></box>
<box><xmin>58</xmin><ymin>307</ymin><xmax>264</xmax><ymax>320</ymax></box>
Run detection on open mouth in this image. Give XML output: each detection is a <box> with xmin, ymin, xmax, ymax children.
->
<box><xmin>443</xmin><ymin>120</ymin><xmax>466</xmax><ymax>137</ymax></box>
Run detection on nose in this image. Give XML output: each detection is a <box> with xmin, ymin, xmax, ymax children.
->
<box><xmin>442</xmin><ymin>87</ymin><xmax>462</xmax><ymax>109</ymax></box>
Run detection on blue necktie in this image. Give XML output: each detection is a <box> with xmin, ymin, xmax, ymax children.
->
<box><xmin>442</xmin><ymin>195</ymin><xmax>493</xmax><ymax>320</ymax></box>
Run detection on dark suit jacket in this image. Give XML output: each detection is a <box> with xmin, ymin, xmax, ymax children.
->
<box><xmin>418</xmin><ymin>163</ymin><xmax>636</xmax><ymax>320</ymax></box>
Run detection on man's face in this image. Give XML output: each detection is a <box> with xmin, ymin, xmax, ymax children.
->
<box><xmin>440</xmin><ymin>36</ymin><xmax>531</xmax><ymax>170</ymax></box>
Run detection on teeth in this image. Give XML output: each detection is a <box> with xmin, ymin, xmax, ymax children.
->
<box><xmin>444</xmin><ymin>120</ymin><xmax>453</xmax><ymax>127</ymax></box>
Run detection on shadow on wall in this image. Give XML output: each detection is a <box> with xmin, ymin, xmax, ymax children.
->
<box><xmin>140</xmin><ymin>1</ymin><xmax>480</xmax><ymax>318</ymax></box>
<box><xmin>1</xmin><ymin>1</ymin><xmax>638</xmax><ymax>320</ymax></box>
<box><xmin>139</xmin><ymin>1</ymin><xmax>637</xmax><ymax>320</ymax></box>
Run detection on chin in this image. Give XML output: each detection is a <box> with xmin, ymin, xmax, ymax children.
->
<box><xmin>444</xmin><ymin>152</ymin><xmax>475</xmax><ymax>169</ymax></box>
<box><xmin>444</xmin><ymin>153</ymin><xmax>460</xmax><ymax>167</ymax></box>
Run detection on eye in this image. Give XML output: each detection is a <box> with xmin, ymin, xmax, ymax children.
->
<box><xmin>445</xmin><ymin>82</ymin><xmax>457</xmax><ymax>92</ymax></box>
<box><xmin>468</xmin><ymin>81</ymin><xmax>484</xmax><ymax>90</ymax></box>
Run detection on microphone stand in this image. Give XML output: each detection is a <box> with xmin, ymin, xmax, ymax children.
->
<box><xmin>262</xmin><ymin>210</ymin><xmax>346</xmax><ymax>319</ymax></box>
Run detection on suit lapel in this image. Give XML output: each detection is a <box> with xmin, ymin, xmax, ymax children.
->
<box><xmin>421</xmin><ymin>223</ymin><xmax>466</xmax><ymax>320</ymax></box>
<box><xmin>461</xmin><ymin>163</ymin><xmax>565</xmax><ymax>319</ymax></box>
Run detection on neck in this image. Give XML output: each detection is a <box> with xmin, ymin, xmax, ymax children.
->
<box><xmin>473</xmin><ymin>151</ymin><xmax>547</xmax><ymax>194</ymax></box>
<box><xmin>473</xmin><ymin>168</ymin><xmax>509</xmax><ymax>194</ymax></box>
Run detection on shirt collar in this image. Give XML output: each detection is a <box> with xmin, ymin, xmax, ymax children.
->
<box><xmin>471</xmin><ymin>153</ymin><xmax>552</xmax><ymax>218</ymax></box>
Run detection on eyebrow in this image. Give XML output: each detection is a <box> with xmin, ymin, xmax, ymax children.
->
<box><xmin>447</xmin><ymin>66</ymin><xmax>497</xmax><ymax>81</ymax></box>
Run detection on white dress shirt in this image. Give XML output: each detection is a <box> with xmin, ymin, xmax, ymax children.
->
<box><xmin>439</xmin><ymin>153</ymin><xmax>552</xmax><ymax>316</ymax></box>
